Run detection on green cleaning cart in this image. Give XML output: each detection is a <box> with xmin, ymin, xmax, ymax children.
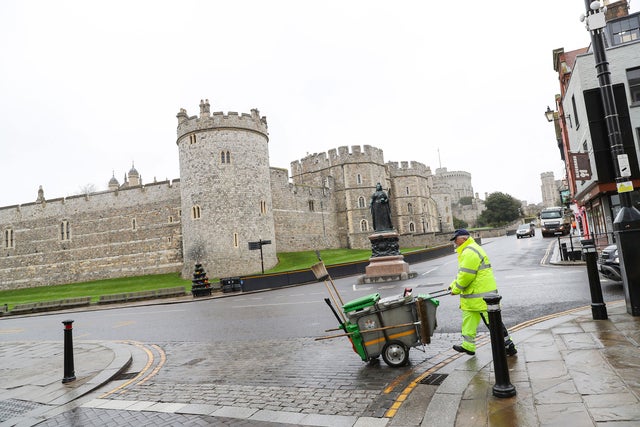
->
<box><xmin>338</xmin><ymin>291</ymin><xmax>441</xmax><ymax>367</ymax></box>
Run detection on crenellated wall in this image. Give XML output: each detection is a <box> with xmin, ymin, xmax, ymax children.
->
<box><xmin>0</xmin><ymin>180</ymin><xmax>183</xmax><ymax>289</ymax></box>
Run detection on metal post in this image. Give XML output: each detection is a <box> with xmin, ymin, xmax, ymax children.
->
<box><xmin>62</xmin><ymin>320</ymin><xmax>76</xmax><ymax>383</ymax></box>
<box><xmin>580</xmin><ymin>239</ymin><xmax>608</xmax><ymax>320</ymax></box>
<box><xmin>583</xmin><ymin>1</ymin><xmax>640</xmax><ymax>315</ymax></box>
<box><xmin>483</xmin><ymin>295</ymin><xmax>516</xmax><ymax>398</ymax></box>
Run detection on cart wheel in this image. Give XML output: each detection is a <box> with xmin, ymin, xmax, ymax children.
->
<box><xmin>382</xmin><ymin>340</ymin><xmax>409</xmax><ymax>367</ymax></box>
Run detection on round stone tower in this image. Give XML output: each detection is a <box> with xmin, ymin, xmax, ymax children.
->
<box><xmin>176</xmin><ymin>99</ymin><xmax>277</xmax><ymax>279</ymax></box>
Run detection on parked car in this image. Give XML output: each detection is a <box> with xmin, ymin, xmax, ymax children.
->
<box><xmin>516</xmin><ymin>223</ymin><xmax>534</xmax><ymax>238</ymax></box>
<box><xmin>598</xmin><ymin>244</ymin><xmax>622</xmax><ymax>282</ymax></box>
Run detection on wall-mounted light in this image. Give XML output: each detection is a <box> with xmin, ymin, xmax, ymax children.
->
<box><xmin>545</xmin><ymin>106</ymin><xmax>573</xmax><ymax>128</ymax></box>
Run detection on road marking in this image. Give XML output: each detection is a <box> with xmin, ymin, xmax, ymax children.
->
<box><xmin>100</xmin><ymin>341</ymin><xmax>154</xmax><ymax>398</ymax></box>
<box><xmin>114</xmin><ymin>321</ymin><xmax>136</xmax><ymax>328</ymax></box>
<box><xmin>421</xmin><ymin>268</ymin><xmax>439</xmax><ymax>275</ymax></box>
<box><xmin>232</xmin><ymin>300</ymin><xmax>320</xmax><ymax>308</ymax></box>
<box><xmin>0</xmin><ymin>328</ymin><xmax>24</xmax><ymax>334</ymax></box>
<box><xmin>353</xmin><ymin>284</ymin><xmax>372</xmax><ymax>291</ymax></box>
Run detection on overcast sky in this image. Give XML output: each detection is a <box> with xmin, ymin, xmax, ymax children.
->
<box><xmin>2</xmin><ymin>1</ymin><xmax>636</xmax><ymax>208</ymax></box>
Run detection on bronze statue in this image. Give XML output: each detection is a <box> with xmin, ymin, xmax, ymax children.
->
<box><xmin>370</xmin><ymin>183</ymin><xmax>393</xmax><ymax>231</ymax></box>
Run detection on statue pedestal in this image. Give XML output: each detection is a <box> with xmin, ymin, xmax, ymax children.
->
<box><xmin>359</xmin><ymin>232</ymin><xmax>416</xmax><ymax>284</ymax></box>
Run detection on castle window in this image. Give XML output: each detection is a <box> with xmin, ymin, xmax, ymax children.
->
<box><xmin>132</xmin><ymin>218</ymin><xmax>137</xmax><ymax>230</ymax></box>
<box><xmin>60</xmin><ymin>220</ymin><xmax>70</xmax><ymax>241</ymax></box>
<box><xmin>260</xmin><ymin>201</ymin><xmax>267</xmax><ymax>215</ymax></box>
<box><xmin>192</xmin><ymin>205</ymin><xmax>201</xmax><ymax>220</ymax></box>
<box><xmin>168</xmin><ymin>216</ymin><xmax>174</xmax><ymax>223</ymax></box>
<box><xmin>233</xmin><ymin>232</ymin><xmax>239</xmax><ymax>248</ymax></box>
<box><xmin>357</xmin><ymin>174</ymin><xmax>362</xmax><ymax>184</ymax></box>
<box><xmin>221</xmin><ymin>150</ymin><xmax>231</xmax><ymax>164</ymax></box>
<box><xmin>308</xmin><ymin>200</ymin><xmax>315</xmax><ymax>211</ymax></box>
<box><xmin>408</xmin><ymin>203</ymin><xmax>413</xmax><ymax>214</ymax></box>
<box><xmin>406</xmin><ymin>187</ymin><xmax>410</xmax><ymax>195</ymax></box>
<box><xmin>189</xmin><ymin>134</ymin><xmax>196</xmax><ymax>144</ymax></box>
<box><xmin>358</xmin><ymin>196</ymin><xmax>366</xmax><ymax>208</ymax></box>
<box><xmin>360</xmin><ymin>219</ymin><xmax>369</xmax><ymax>232</ymax></box>
<box><xmin>4</xmin><ymin>228</ymin><xmax>14</xmax><ymax>249</ymax></box>
<box><xmin>409</xmin><ymin>222</ymin><xmax>415</xmax><ymax>232</ymax></box>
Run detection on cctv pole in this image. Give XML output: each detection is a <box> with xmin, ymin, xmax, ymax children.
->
<box><xmin>583</xmin><ymin>1</ymin><xmax>640</xmax><ymax>315</ymax></box>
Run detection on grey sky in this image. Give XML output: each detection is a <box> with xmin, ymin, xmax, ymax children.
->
<box><xmin>2</xmin><ymin>1</ymin><xmax>635</xmax><ymax>207</ymax></box>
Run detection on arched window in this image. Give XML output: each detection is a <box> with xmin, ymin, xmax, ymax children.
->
<box><xmin>360</xmin><ymin>219</ymin><xmax>369</xmax><ymax>232</ymax></box>
<box><xmin>221</xmin><ymin>151</ymin><xmax>226</xmax><ymax>163</ymax></box>
<box><xmin>308</xmin><ymin>200</ymin><xmax>315</xmax><ymax>211</ymax></box>
<box><xmin>192</xmin><ymin>205</ymin><xmax>201</xmax><ymax>220</ymax></box>
<box><xmin>358</xmin><ymin>196</ymin><xmax>366</xmax><ymax>208</ymax></box>
<box><xmin>60</xmin><ymin>220</ymin><xmax>70</xmax><ymax>241</ymax></box>
<box><xmin>226</xmin><ymin>151</ymin><xmax>231</xmax><ymax>164</ymax></box>
<box><xmin>409</xmin><ymin>222</ymin><xmax>415</xmax><ymax>232</ymax></box>
<box><xmin>4</xmin><ymin>229</ymin><xmax>14</xmax><ymax>249</ymax></box>
<box><xmin>189</xmin><ymin>134</ymin><xmax>196</xmax><ymax>144</ymax></box>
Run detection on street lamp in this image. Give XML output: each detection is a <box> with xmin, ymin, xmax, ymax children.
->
<box><xmin>545</xmin><ymin>105</ymin><xmax>572</xmax><ymax>128</ymax></box>
<box><xmin>581</xmin><ymin>0</ymin><xmax>640</xmax><ymax>315</ymax></box>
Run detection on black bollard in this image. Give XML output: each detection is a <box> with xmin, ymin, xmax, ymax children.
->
<box><xmin>62</xmin><ymin>320</ymin><xmax>76</xmax><ymax>384</ymax></box>
<box><xmin>483</xmin><ymin>295</ymin><xmax>516</xmax><ymax>398</ymax></box>
<box><xmin>580</xmin><ymin>239</ymin><xmax>608</xmax><ymax>320</ymax></box>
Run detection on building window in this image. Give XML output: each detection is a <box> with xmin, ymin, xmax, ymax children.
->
<box><xmin>192</xmin><ymin>205</ymin><xmax>201</xmax><ymax>220</ymax></box>
<box><xmin>408</xmin><ymin>203</ymin><xmax>413</xmax><ymax>214</ymax></box>
<box><xmin>627</xmin><ymin>67</ymin><xmax>640</xmax><ymax>106</ymax></box>
<box><xmin>221</xmin><ymin>150</ymin><xmax>231</xmax><ymax>164</ymax></box>
<box><xmin>609</xmin><ymin>15</ymin><xmax>640</xmax><ymax>45</ymax></box>
<box><xmin>132</xmin><ymin>218</ymin><xmax>137</xmax><ymax>230</ymax></box>
<box><xmin>4</xmin><ymin>229</ymin><xmax>14</xmax><ymax>249</ymax></box>
<box><xmin>260</xmin><ymin>201</ymin><xmax>267</xmax><ymax>215</ymax></box>
<box><xmin>360</xmin><ymin>219</ymin><xmax>368</xmax><ymax>232</ymax></box>
<box><xmin>189</xmin><ymin>134</ymin><xmax>196</xmax><ymax>144</ymax></box>
<box><xmin>168</xmin><ymin>216</ymin><xmax>174</xmax><ymax>223</ymax></box>
<box><xmin>233</xmin><ymin>232</ymin><xmax>239</xmax><ymax>248</ymax></box>
<box><xmin>308</xmin><ymin>200</ymin><xmax>315</xmax><ymax>211</ymax></box>
<box><xmin>357</xmin><ymin>174</ymin><xmax>362</xmax><ymax>184</ymax></box>
<box><xmin>409</xmin><ymin>222</ymin><xmax>415</xmax><ymax>232</ymax></box>
<box><xmin>406</xmin><ymin>187</ymin><xmax>410</xmax><ymax>195</ymax></box>
<box><xmin>571</xmin><ymin>95</ymin><xmax>579</xmax><ymax>128</ymax></box>
<box><xmin>358</xmin><ymin>196</ymin><xmax>366</xmax><ymax>208</ymax></box>
<box><xmin>60</xmin><ymin>220</ymin><xmax>70</xmax><ymax>241</ymax></box>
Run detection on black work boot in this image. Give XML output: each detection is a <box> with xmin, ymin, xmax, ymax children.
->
<box><xmin>453</xmin><ymin>344</ymin><xmax>475</xmax><ymax>356</ymax></box>
<box><xmin>505</xmin><ymin>343</ymin><xmax>517</xmax><ymax>356</ymax></box>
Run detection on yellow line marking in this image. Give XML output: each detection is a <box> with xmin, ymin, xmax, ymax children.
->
<box><xmin>136</xmin><ymin>344</ymin><xmax>166</xmax><ymax>386</ymax></box>
<box><xmin>100</xmin><ymin>341</ymin><xmax>154</xmax><ymax>398</ymax></box>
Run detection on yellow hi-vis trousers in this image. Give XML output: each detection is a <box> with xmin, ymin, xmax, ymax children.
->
<box><xmin>460</xmin><ymin>310</ymin><xmax>513</xmax><ymax>353</ymax></box>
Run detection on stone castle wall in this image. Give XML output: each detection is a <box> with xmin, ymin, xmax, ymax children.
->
<box><xmin>0</xmin><ymin>181</ymin><xmax>183</xmax><ymax>289</ymax></box>
<box><xmin>270</xmin><ymin>168</ymin><xmax>342</xmax><ymax>252</ymax></box>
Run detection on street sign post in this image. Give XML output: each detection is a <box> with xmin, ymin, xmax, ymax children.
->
<box><xmin>248</xmin><ymin>239</ymin><xmax>272</xmax><ymax>274</ymax></box>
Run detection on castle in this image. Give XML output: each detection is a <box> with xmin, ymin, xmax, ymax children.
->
<box><xmin>0</xmin><ymin>100</ymin><xmax>483</xmax><ymax>290</ymax></box>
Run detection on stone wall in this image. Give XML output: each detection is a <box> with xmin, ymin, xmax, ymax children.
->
<box><xmin>0</xmin><ymin>181</ymin><xmax>183</xmax><ymax>289</ymax></box>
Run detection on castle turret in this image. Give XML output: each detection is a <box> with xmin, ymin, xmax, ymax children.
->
<box><xmin>176</xmin><ymin>99</ymin><xmax>276</xmax><ymax>279</ymax></box>
<box><xmin>108</xmin><ymin>172</ymin><xmax>120</xmax><ymax>191</ymax></box>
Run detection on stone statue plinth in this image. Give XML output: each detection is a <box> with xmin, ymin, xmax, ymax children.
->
<box><xmin>359</xmin><ymin>231</ymin><xmax>416</xmax><ymax>284</ymax></box>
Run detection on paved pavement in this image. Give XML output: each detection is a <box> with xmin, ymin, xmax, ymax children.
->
<box><xmin>2</xmin><ymin>244</ymin><xmax>640</xmax><ymax>426</ymax></box>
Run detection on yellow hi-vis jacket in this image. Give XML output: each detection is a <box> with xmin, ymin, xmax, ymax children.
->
<box><xmin>449</xmin><ymin>236</ymin><xmax>498</xmax><ymax>312</ymax></box>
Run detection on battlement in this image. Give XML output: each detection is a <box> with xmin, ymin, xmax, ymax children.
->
<box><xmin>176</xmin><ymin>99</ymin><xmax>269</xmax><ymax>141</ymax></box>
<box><xmin>290</xmin><ymin>145</ymin><xmax>385</xmax><ymax>176</ymax></box>
<box><xmin>387</xmin><ymin>160</ymin><xmax>431</xmax><ymax>177</ymax></box>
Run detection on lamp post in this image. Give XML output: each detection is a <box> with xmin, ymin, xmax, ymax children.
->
<box><xmin>582</xmin><ymin>0</ymin><xmax>640</xmax><ymax>315</ymax></box>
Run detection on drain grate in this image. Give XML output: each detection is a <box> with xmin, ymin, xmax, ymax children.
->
<box><xmin>114</xmin><ymin>371</ymin><xmax>139</xmax><ymax>380</ymax></box>
<box><xmin>419</xmin><ymin>373</ymin><xmax>448</xmax><ymax>385</ymax></box>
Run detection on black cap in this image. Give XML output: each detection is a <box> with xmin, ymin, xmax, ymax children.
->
<box><xmin>450</xmin><ymin>229</ymin><xmax>470</xmax><ymax>241</ymax></box>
